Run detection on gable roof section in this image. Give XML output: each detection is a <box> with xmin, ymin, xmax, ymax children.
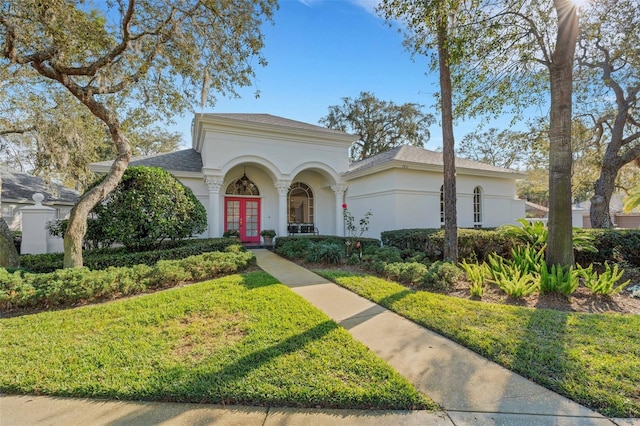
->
<box><xmin>192</xmin><ymin>113</ymin><xmax>357</xmax><ymax>152</ymax></box>
<box><xmin>89</xmin><ymin>149</ymin><xmax>203</xmax><ymax>176</ymax></box>
<box><xmin>346</xmin><ymin>145</ymin><xmax>527</xmax><ymax>179</ymax></box>
<box><xmin>1</xmin><ymin>167</ymin><xmax>79</xmax><ymax>204</ymax></box>
<box><xmin>203</xmin><ymin>113</ymin><xmax>347</xmax><ymax>135</ymax></box>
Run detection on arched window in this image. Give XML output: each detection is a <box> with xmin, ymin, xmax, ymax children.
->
<box><xmin>473</xmin><ymin>186</ymin><xmax>483</xmax><ymax>227</ymax></box>
<box><xmin>225</xmin><ymin>172</ymin><xmax>259</xmax><ymax>196</ymax></box>
<box><xmin>288</xmin><ymin>182</ymin><xmax>314</xmax><ymax>224</ymax></box>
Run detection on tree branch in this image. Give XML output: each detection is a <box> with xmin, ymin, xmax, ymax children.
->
<box><xmin>0</xmin><ymin>126</ymin><xmax>36</xmax><ymax>136</ymax></box>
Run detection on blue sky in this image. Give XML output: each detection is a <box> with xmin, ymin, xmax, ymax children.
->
<box><xmin>170</xmin><ymin>0</ymin><xmax>529</xmax><ymax>150</ymax></box>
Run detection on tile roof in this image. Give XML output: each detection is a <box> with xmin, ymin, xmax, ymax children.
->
<box><xmin>1</xmin><ymin>167</ymin><xmax>79</xmax><ymax>204</ymax></box>
<box><xmin>201</xmin><ymin>113</ymin><xmax>349</xmax><ymax>136</ymax></box>
<box><xmin>348</xmin><ymin>145</ymin><xmax>524</xmax><ymax>175</ymax></box>
<box><xmin>91</xmin><ymin>149</ymin><xmax>203</xmax><ymax>173</ymax></box>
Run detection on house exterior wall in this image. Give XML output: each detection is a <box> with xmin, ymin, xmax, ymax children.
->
<box><xmin>346</xmin><ymin>168</ymin><xmax>525</xmax><ymax>239</ymax></box>
<box><xmin>191</xmin><ymin>116</ymin><xmax>354</xmax><ymax>239</ymax></box>
<box><xmin>200</xmin><ymin>128</ymin><xmax>350</xmax><ymax>178</ymax></box>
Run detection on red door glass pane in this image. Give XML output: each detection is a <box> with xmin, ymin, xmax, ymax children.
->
<box><xmin>225</xmin><ymin>197</ymin><xmax>260</xmax><ymax>243</ymax></box>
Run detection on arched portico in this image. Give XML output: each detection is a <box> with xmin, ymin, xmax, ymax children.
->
<box><xmin>192</xmin><ymin>113</ymin><xmax>355</xmax><ymax>241</ymax></box>
<box><xmin>287</xmin><ymin>164</ymin><xmax>347</xmax><ymax>238</ymax></box>
<box><xmin>204</xmin><ymin>159</ymin><xmax>348</xmax><ymax>240</ymax></box>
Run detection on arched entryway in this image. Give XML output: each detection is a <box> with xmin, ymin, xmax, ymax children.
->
<box><xmin>224</xmin><ymin>171</ymin><xmax>261</xmax><ymax>243</ymax></box>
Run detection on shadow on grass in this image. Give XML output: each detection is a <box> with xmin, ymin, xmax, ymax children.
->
<box><xmin>496</xmin><ymin>307</ymin><xmax>575</xmax><ymax>413</ymax></box>
<box><xmin>159</xmin><ymin>319</ymin><xmax>339</xmax><ymax>406</ymax></box>
<box><xmin>378</xmin><ymin>289</ymin><xmax>413</xmax><ymax>308</ymax></box>
<box><xmin>238</xmin><ymin>270</ymin><xmax>282</xmax><ymax>289</ymax></box>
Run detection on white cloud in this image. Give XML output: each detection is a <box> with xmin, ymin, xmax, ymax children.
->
<box><xmin>297</xmin><ymin>0</ymin><xmax>323</xmax><ymax>7</ymax></box>
<box><xmin>349</xmin><ymin>0</ymin><xmax>380</xmax><ymax>16</ymax></box>
<box><xmin>296</xmin><ymin>0</ymin><xmax>381</xmax><ymax>17</ymax></box>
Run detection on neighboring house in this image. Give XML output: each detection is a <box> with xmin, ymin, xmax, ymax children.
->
<box><xmin>525</xmin><ymin>201</ymin><xmax>549</xmax><ymax>219</ymax></box>
<box><xmin>90</xmin><ymin>113</ymin><xmax>526</xmax><ymax>242</ymax></box>
<box><xmin>574</xmin><ymin>196</ymin><xmax>640</xmax><ymax>229</ymax></box>
<box><xmin>0</xmin><ymin>167</ymin><xmax>79</xmax><ymax>231</ymax></box>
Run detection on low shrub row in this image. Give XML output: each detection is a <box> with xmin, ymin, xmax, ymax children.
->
<box><xmin>382</xmin><ymin>227</ymin><xmax>640</xmax><ymax>266</ymax></box>
<box><xmin>0</xmin><ymin>245</ymin><xmax>254</xmax><ymax>312</ymax></box>
<box><xmin>274</xmin><ymin>236</ymin><xmax>381</xmax><ymax>264</ymax></box>
<box><xmin>19</xmin><ymin>238</ymin><xmax>239</xmax><ymax>273</ymax></box>
<box><xmin>381</xmin><ymin>228</ymin><xmax>513</xmax><ymax>262</ymax></box>
<box><xmin>382</xmin><ymin>261</ymin><xmax>463</xmax><ymax>292</ymax></box>
<box><xmin>275</xmin><ymin>235</ymin><xmax>380</xmax><ymax>251</ymax></box>
<box><xmin>276</xmin><ymin>238</ymin><xmax>463</xmax><ymax>292</ymax></box>
<box><xmin>574</xmin><ymin>229</ymin><xmax>640</xmax><ymax>266</ymax></box>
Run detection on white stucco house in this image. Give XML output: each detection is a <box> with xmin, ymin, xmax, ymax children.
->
<box><xmin>90</xmin><ymin>113</ymin><xmax>526</xmax><ymax>243</ymax></box>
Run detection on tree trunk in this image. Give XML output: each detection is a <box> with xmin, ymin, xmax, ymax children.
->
<box><xmin>588</xmin><ymin>66</ymin><xmax>639</xmax><ymax>228</ymax></box>
<box><xmin>0</xmin><ymin>218</ymin><xmax>20</xmax><ymax>268</ymax></box>
<box><xmin>62</xmin><ymin>102</ymin><xmax>131</xmax><ymax>268</ymax></box>
<box><xmin>438</xmin><ymin>12</ymin><xmax>458</xmax><ymax>263</ymax></box>
<box><xmin>546</xmin><ymin>0</ymin><xmax>578</xmax><ymax>267</ymax></box>
<box><xmin>589</xmin><ymin>163</ymin><xmax>619</xmax><ymax>228</ymax></box>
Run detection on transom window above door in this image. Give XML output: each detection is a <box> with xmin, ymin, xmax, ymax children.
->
<box><xmin>226</xmin><ymin>171</ymin><xmax>259</xmax><ymax>196</ymax></box>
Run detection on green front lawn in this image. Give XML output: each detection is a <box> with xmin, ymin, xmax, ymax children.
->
<box><xmin>0</xmin><ymin>271</ymin><xmax>434</xmax><ymax>410</ymax></box>
<box><xmin>316</xmin><ymin>270</ymin><xmax>640</xmax><ymax>418</ymax></box>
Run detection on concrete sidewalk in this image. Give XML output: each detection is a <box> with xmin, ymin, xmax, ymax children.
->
<box><xmin>252</xmin><ymin>249</ymin><xmax>627</xmax><ymax>425</ymax></box>
<box><xmin>2</xmin><ymin>250</ymin><xmax>637</xmax><ymax>425</ymax></box>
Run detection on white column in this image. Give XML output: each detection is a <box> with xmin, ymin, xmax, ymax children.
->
<box><xmin>21</xmin><ymin>193</ymin><xmax>57</xmax><ymax>254</ymax></box>
<box><xmin>275</xmin><ymin>180</ymin><xmax>291</xmax><ymax>239</ymax></box>
<box><xmin>331</xmin><ymin>184</ymin><xmax>347</xmax><ymax>236</ymax></box>
<box><xmin>205</xmin><ymin>176</ymin><xmax>224</xmax><ymax>238</ymax></box>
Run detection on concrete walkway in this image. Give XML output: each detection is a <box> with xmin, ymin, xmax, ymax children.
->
<box><xmin>2</xmin><ymin>250</ymin><xmax>637</xmax><ymax>425</ymax></box>
<box><xmin>251</xmin><ymin>249</ymin><xmax>631</xmax><ymax>426</ymax></box>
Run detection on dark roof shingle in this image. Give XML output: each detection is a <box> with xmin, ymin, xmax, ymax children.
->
<box><xmin>91</xmin><ymin>149</ymin><xmax>203</xmax><ymax>173</ymax></box>
<box><xmin>1</xmin><ymin>168</ymin><xmax>79</xmax><ymax>204</ymax></box>
<box><xmin>348</xmin><ymin>145</ymin><xmax>523</xmax><ymax>175</ymax></box>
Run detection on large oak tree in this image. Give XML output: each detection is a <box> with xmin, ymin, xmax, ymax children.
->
<box><xmin>1</xmin><ymin>0</ymin><xmax>276</xmax><ymax>267</ymax></box>
<box><xmin>575</xmin><ymin>0</ymin><xmax>640</xmax><ymax>228</ymax></box>
<box><xmin>380</xmin><ymin>0</ymin><xmax>579</xmax><ymax>266</ymax></box>
<box><xmin>320</xmin><ymin>91</ymin><xmax>434</xmax><ymax>162</ymax></box>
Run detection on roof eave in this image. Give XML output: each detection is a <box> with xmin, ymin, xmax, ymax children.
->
<box><xmin>193</xmin><ymin>114</ymin><xmax>357</xmax><ymax>148</ymax></box>
<box><xmin>88</xmin><ymin>163</ymin><xmax>203</xmax><ymax>179</ymax></box>
<box><xmin>344</xmin><ymin>160</ymin><xmax>527</xmax><ymax>180</ymax></box>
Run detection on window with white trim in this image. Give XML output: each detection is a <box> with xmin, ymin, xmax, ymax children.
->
<box><xmin>288</xmin><ymin>182</ymin><xmax>314</xmax><ymax>224</ymax></box>
<box><xmin>473</xmin><ymin>186</ymin><xmax>483</xmax><ymax>227</ymax></box>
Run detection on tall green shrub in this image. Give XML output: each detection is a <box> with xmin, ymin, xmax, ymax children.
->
<box><xmin>88</xmin><ymin>166</ymin><xmax>207</xmax><ymax>250</ymax></box>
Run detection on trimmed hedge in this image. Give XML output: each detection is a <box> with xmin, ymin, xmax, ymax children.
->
<box><xmin>274</xmin><ymin>235</ymin><xmax>381</xmax><ymax>251</ymax></box>
<box><xmin>575</xmin><ymin>229</ymin><xmax>640</xmax><ymax>267</ymax></box>
<box><xmin>382</xmin><ymin>228</ymin><xmax>640</xmax><ymax>267</ymax></box>
<box><xmin>0</xmin><ymin>246</ymin><xmax>254</xmax><ymax>312</ymax></box>
<box><xmin>382</xmin><ymin>229</ymin><xmax>514</xmax><ymax>262</ymax></box>
<box><xmin>19</xmin><ymin>238</ymin><xmax>239</xmax><ymax>273</ymax></box>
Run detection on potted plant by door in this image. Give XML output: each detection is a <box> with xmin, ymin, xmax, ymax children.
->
<box><xmin>223</xmin><ymin>229</ymin><xmax>240</xmax><ymax>238</ymax></box>
<box><xmin>260</xmin><ymin>229</ymin><xmax>276</xmax><ymax>246</ymax></box>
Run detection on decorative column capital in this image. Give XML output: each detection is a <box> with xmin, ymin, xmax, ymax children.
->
<box><xmin>331</xmin><ymin>184</ymin><xmax>348</xmax><ymax>197</ymax></box>
<box><xmin>204</xmin><ymin>176</ymin><xmax>224</xmax><ymax>193</ymax></box>
<box><xmin>275</xmin><ymin>180</ymin><xmax>292</xmax><ymax>195</ymax></box>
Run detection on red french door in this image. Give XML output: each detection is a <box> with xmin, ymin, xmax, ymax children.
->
<box><xmin>225</xmin><ymin>197</ymin><xmax>261</xmax><ymax>243</ymax></box>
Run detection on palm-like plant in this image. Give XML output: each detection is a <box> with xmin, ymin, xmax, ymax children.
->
<box><xmin>623</xmin><ymin>184</ymin><xmax>640</xmax><ymax>213</ymax></box>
